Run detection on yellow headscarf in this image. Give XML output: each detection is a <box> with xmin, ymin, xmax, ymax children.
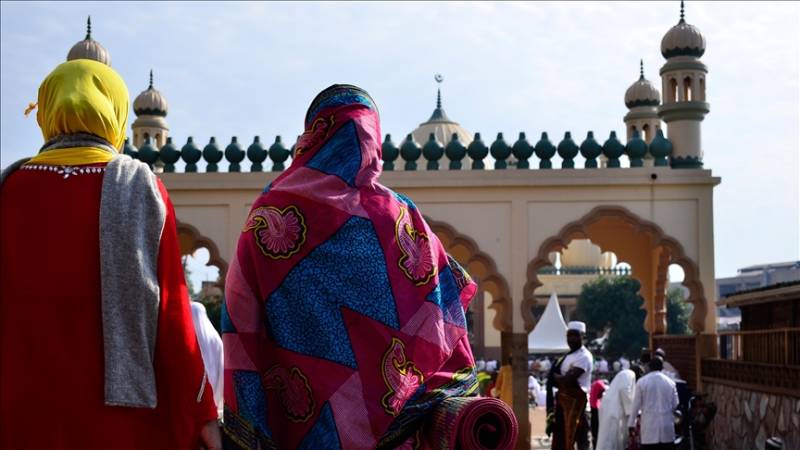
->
<box><xmin>34</xmin><ymin>59</ymin><xmax>129</xmax><ymax>157</ymax></box>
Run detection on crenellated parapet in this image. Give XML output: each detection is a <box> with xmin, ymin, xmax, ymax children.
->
<box><xmin>123</xmin><ymin>129</ymin><xmax>679</xmax><ymax>173</ymax></box>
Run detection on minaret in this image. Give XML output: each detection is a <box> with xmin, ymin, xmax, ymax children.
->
<box><xmin>131</xmin><ymin>70</ymin><xmax>169</xmax><ymax>148</ymax></box>
<box><xmin>657</xmin><ymin>1</ymin><xmax>709</xmax><ymax>168</ymax></box>
<box><xmin>624</xmin><ymin>60</ymin><xmax>662</xmax><ymax>143</ymax></box>
<box><xmin>66</xmin><ymin>16</ymin><xmax>111</xmax><ymax>65</ymax></box>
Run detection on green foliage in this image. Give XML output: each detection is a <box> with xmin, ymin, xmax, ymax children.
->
<box><xmin>199</xmin><ymin>296</ymin><xmax>222</xmax><ymax>334</ymax></box>
<box><xmin>666</xmin><ymin>287</ymin><xmax>691</xmax><ymax>335</ymax></box>
<box><xmin>575</xmin><ymin>276</ymin><xmax>647</xmax><ymax>360</ymax></box>
<box><xmin>575</xmin><ymin>277</ymin><xmax>693</xmax><ymax>359</ymax></box>
<box><xmin>182</xmin><ymin>255</ymin><xmax>221</xmax><ymax>333</ymax></box>
<box><xmin>182</xmin><ymin>255</ymin><xmax>199</xmax><ymax>300</ymax></box>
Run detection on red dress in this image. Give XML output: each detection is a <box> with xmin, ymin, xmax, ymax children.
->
<box><xmin>0</xmin><ymin>162</ymin><xmax>217</xmax><ymax>449</ymax></box>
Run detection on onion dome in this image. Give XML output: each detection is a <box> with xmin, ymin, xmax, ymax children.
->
<box><xmin>661</xmin><ymin>1</ymin><xmax>706</xmax><ymax>58</ymax></box>
<box><xmin>67</xmin><ymin>16</ymin><xmax>111</xmax><ymax>65</ymax></box>
<box><xmin>411</xmin><ymin>74</ymin><xmax>472</xmax><ymax>147</ymax></box>
<box><xmin>133</xmin><ymin>70</ymin><xmax>168</xmax><ymax>117</ymax></box>
<box><xmin>625</xmin><ymin>60</ymin><xmax>660</xmax><ymax>108</ymax></box>
<box><xmin>561</xmin><ymin>240</ymin><xmax>604</xmax><ymax>268</ymax></box>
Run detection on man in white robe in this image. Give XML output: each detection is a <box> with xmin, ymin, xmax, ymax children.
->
<box><xmin>628</xmin><ymin>357</ymin><xmax>679</xmax><ymax>450</ymax></box>
<box><xmin>655</xmin><ymin>348</ymin><xmax>681</xmax><ymax>381</ymax></box>
<box><xmin>596</xmin><ymin>369</ymin><xmax>636</xmax><ymax>450</ymax></box>
<box><xmin>190</xmin><ymin>302</ymin><xmax>224</xmax><ymax>417</ymax></box>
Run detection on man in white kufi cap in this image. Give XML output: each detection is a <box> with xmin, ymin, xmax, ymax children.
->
<box><xmin>546</xmin><ymin>321</ymin><xmax>593</xmax><ymax>450</ymax></box>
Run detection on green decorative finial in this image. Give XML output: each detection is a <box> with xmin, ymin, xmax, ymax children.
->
<box><xmin>639</xmin><ymin>59</ymin><xmax>644</xmax><ymax>80</ymax></box>
<box><xmin>680</xmin><ymin>0</ymin><xmax>685</xmax><ymax>22</ymax></box>
<box><xmin>435</xmin><ymin>73</ymin><xmax>443</xmax><ymax>109</ymax></box>
<box><xmin>86</xmin><ymin>16</ymin><xmax>92</xmax><ymax>40</ymax></box>
<box><xmin>149</xmin><ymin>69</ymin><xmax>153</xmax><ymax>89</ymax></box>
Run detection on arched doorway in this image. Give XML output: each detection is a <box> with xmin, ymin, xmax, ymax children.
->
<box><xmin>176</xmin><ymin>221</ymin><xmax>229</xmax><ymax>330</ymax></box>
<box><xmin>426</xmin><ymin>218</ymin><xmax>512</xmax><ymax>362</ymax></box>
<box><xmin>176</xmin><ymin>221</ymin><xmax>229</xmax><ymax>282</ymax></box>
<box><xmin>522</xmin><ymin>206</ymin><xmax>709</xmax><ymax>390</ymax></box>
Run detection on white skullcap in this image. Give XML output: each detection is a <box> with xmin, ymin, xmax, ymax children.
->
<box><xmin>567</xmin><ymin>321</ymin><xmax>586</xmax><ymax>333</ymax></box>
<box><xmin>655</xmin><ymin>348</ymin><xmax>666</xmax><ymax>357</ymax></box>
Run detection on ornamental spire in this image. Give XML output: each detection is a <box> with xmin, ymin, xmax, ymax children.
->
<box><xmin>149</xmin><ymin>69</ymin><xmax>153</xmax><ymax>89</ymax></box>
<box><xmin>639</xmin><ymin>59</ymin><xmax>644</xmax><ymax>80</ymax></box>
<box><xmin>680</xmin><ymin>0</ymin><xmax>685</xmax><ymax>22</ymax></box>
<box><xmin>86</xmin><ymin>16</ymin><xmax>92</xmax><ymax>40</ymax></box>
<box><xmin>435</xmin><ymin>73</ymin><xmax>443</xmax><ymax>109</ymax></box>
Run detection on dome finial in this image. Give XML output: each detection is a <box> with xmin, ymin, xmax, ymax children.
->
<box><xmin>680</xmin><ymin>0</ymin><xmax>685</xmax><ymax>22</ymax></box>
<box><xmin>434</xmin><ymin>73</ymin><xmax>443</xmax><ymax>109</ymax></box>
<box><xmin>86</xmin><ymin>16</ymin><xmax>92</xmax><ymax>40</ymax></box>
<box><xmin>149</xmin><ymin>69</ymin><xmax>153</xmax><ymax>89</ymax></box>
<box><xmin>639</xmin><ymin>59</ymin><xmax>644</xmax><ymax>80</ymax></box>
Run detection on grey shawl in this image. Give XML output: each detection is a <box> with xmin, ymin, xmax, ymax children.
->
<box><xmin>1</xmin><ymin>153</ymin><xmax>165</xmax><ymax>408</ymax></box>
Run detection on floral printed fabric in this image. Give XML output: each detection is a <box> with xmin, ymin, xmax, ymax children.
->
<box><xmin>223</xmin><ymin>85</ymin><xmax>479</xmax><ymax>450</ymax></box>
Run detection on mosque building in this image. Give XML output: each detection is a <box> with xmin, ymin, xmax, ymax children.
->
<box><xmin>65</xmin><ymin>0</ymin><xmax>712</xmax><ymax>354</ymax></box>
<box><xmin>411</xmin><ymin>75</ymin><xmax>472</xmax><ymax>148</ymax></box>
<box><xmin>53</xmin><ymin>5</ymin><xmax>800</xmax><ymax>449</ymax></box>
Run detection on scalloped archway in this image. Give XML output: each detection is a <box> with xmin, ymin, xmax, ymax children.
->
<box><xmin>176</xmin><ymin>220</ymin><xmax>229</xmax><ymax>286</ymax></box>
<box><xmin>521</xmin><ymin>205</ymin><xmax>707</xmax><ymax>334</ymax></box>
<box><xmin>425</xmin><ymin>217</ymin><xmax>513</xmax><ymax>333</ymax></box>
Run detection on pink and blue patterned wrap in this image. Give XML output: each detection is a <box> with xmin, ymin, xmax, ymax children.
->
<box><xmin>222</xmin><ymin>85</ymin><xmax>480</xmax><ymax>450</ymax></box>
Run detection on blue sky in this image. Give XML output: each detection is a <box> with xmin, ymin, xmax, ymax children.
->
<box><xmin>1</xmin><ymin>1</ymin><xmax>798</xmax><ymax>282</ymax></box>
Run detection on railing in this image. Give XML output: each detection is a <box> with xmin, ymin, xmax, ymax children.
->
<box><xmin>701</xmin><ymin>359</ymin><xmax>800</xmax><ymax>397</ymax></box>
<box><xmin>126</xmin><ymin>128</ymin><xmax>680</xmax><ymax>173</ymax></box>
<box><xmin>653</xmin><ymin>335</ymin><xmax>697</xmax><ymax>391</ymax></box>
<box><xmin>537</xmin><ymin>266</ymin><xmax>631</xmax><ymax>276</ymax></box>
<box><xmin>717</xmin><ymin>327</ymin><xmax>800</xmax><ymax>366</ymax></box>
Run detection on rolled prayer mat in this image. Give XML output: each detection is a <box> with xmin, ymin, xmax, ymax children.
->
<box><xmin>421</xmin><ymin>396</ymin><xmax>519</xmax><ymax>450</ymax></box>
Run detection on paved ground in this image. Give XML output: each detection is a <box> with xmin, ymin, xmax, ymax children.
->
<box><xmin>529</xmin><ymin>406</ymin><xmax>552</xmax><ymax>449</ymax></box>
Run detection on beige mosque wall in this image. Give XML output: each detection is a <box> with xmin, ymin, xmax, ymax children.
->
<box><xmin>161</xmin><ymin>166</ymin><xmax>719</xmax><ymax>336</ymax></box>
<box><xmin>482</xmin><ymin>291</ymin><xmax>502</xmax><ymax>348</ymax></box>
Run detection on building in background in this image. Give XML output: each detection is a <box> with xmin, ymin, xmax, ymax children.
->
<box><xmin>714</xmin><ymin>261</ymin><xmax>800</xmax><ymax>330</ymax></box>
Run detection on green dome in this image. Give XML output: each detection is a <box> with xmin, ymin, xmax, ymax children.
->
<box><xmin>159</xmin><ymin>137</ymin><xmax>180</xmax><ymax>172</ymax></box>
<box><xmin>422</xmin><ymin>133</ymin><xmax>444</xmax><ymax>170</ymax></box>
<box><xmin>381</xmin><ymin>134</ymin><xmax>400</xmax><ymax>171</ymax></box>
<box><xmin>512</xmin><ymin>132</ymin><xmax>533</xmax><ymax>169</ymax></box>
<box><xmin>602</xmin><ymin>131</ymin><xmax>625</xmax><ymax>168</ymax></box>
<box><xmin>181</xmin><ymin>137</ymin><xmax>202</xmax><ymax>172</ymax></box>
<box><xmin>490</xmin><ymin>133</ymin><xmax>511</xmax><ymax>169</ymax></box>
<box><xmin>225</xmin><ymin>136</ymin><xmax>245</xmax><ymax>172</ymax></box>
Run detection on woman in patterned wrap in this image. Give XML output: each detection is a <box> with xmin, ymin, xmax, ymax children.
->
<box><xmin>222</xmin><ymin>84</ymin><xmax>484</xmax><ymax>449</ymax></box>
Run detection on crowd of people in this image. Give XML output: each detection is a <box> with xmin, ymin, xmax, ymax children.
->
<box><xmin>474</xmin><ymin>324</ymin><xmax>692</xmax><ymax>450</ymax></box>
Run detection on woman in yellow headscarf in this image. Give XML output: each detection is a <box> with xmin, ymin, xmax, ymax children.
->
<box><xmin>0</xmin><ymin>59</ymin><xmax>220</xmax><ymax>450</ymax></box>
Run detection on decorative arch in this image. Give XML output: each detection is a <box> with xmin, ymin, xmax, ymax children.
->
<box><xmin>425</xmin><ymin>217</ymin><xmax>513</xmax><ymax>332</ymax></box>
<box><xmin>669</xmin><ymin>78</ymin><xmax>678</xmax><ymax>102</ymax></box>
<box><xmin>176</xmin><ymin>220</ymin><xmax>229</xmax><ymax>286</ymax></box>
<box><xmin>683</xmin><ymin>76</ymin><xmax>693</xmax><ymax>101</ymax></box>
<box><xmin>521</xmin><ymin>205</ymin><xmax>707</xmax><ymax>334</ymax></box>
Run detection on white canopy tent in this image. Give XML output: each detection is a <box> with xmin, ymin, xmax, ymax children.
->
<box><xmin>528</xmin><ymin>292</ymin><xmax>570</xmax><ymax>354</ymax></box>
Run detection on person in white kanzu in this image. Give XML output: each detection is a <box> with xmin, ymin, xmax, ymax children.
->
<box><xmin>190</xmin><ymin>302</ymin><xmax>224</xmax><ymax>417</ymax></box>
<box><xmin>654</xmin><ymin>348</ymin><xmax>681</xmax><ymax>381</ymax></box>
<box><xmin>547</xmin><ymin>321</ymin><xmax>593</xmax><ymax>450</ymax></box>
<box><xmin>596</xmin><ymin>368</ymin><xmax>637</xmax><ymax>450</ymax></box>
<box><xmin>628</xmin><ymin>356</ymin><xmax>679</xmax><ymax>450</ymax></box>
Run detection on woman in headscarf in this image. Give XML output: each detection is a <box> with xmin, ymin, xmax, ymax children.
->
<box><xmin>0</xmin><ymin>59</ymin><xmax>219</xmax><ymax>449</ymax></box>
<box><xmin>596</xmin><ymin>368</ymin><xmax>637</xmax><ymax>450</ymax></box>
<box><xmin>223</xmin><ymin>85</ymin><xmax>517</xmax><ymax>449</ymax></box>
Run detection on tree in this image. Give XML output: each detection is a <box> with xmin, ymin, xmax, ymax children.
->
<box><xmin>575</xmin><ymin>276</ymin><xmax>647</xmax><ymax>360</ymax></box>
<box><xmin>666</xmin><ymin>287</ymin><xmax>691</xmax><ymax>335</ymax></box>
<box><xmin>575</xmin><ymin>276</ymin><xmax>694</xmax><ymax>359</ymax></box>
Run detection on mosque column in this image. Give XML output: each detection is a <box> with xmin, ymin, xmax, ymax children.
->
<box><xmin>502</xmin><ymin>331</ymin><xmax>531</xmax><ymax>450</ymax></box>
